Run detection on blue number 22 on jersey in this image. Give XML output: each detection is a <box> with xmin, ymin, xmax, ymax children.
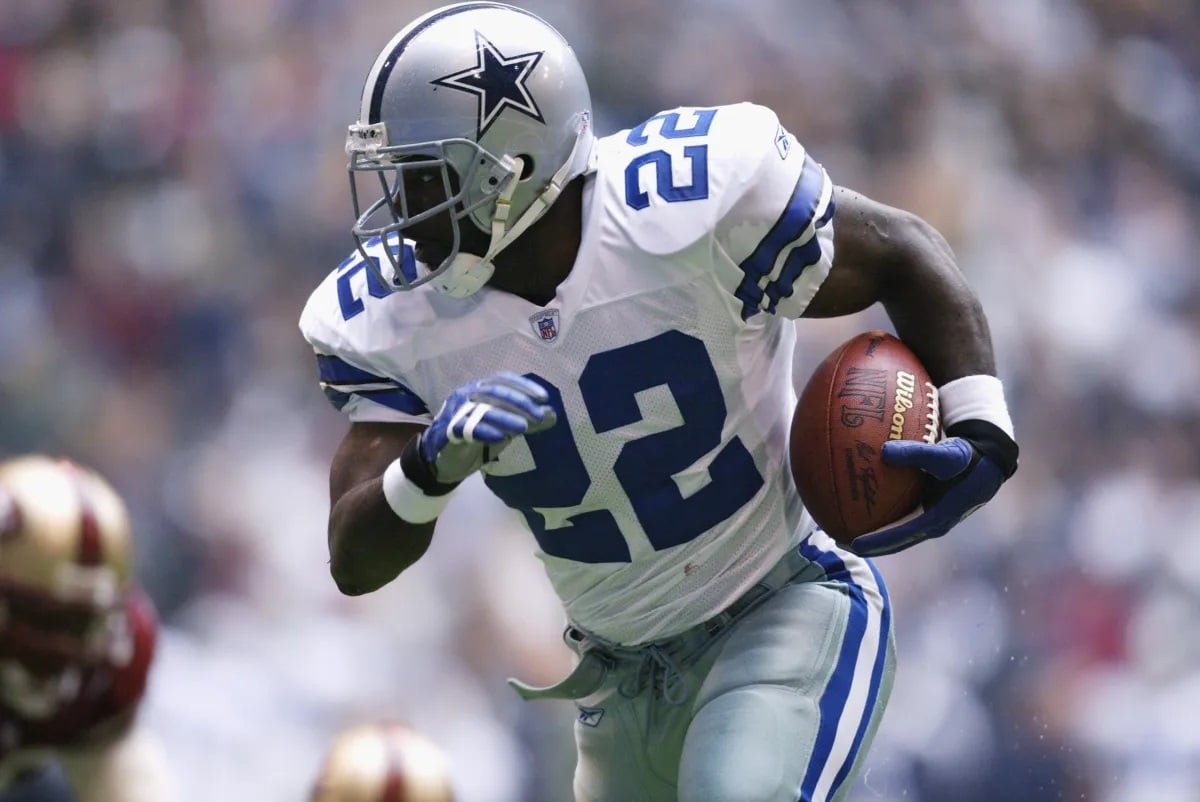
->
<box><xmin>489</xmin><ymin>110</ymin><xmax>750</xmax><ymax>563</ymax></box>
<box><xmin>624</xmin><ymin>109</ymin><xmax>716</xmax><ymax>210</ymax></box>
<box><xmin>483</xmin><ymin>331</ymin><xmax>765</xmax><ymax>564</ymax></box>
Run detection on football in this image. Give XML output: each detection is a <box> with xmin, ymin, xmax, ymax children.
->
<box><xmin>790</xmin><ymin>331</ymin><xmax>940</xmax><ymax>546</ymax></box>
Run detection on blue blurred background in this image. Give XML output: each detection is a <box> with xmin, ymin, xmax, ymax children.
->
<box><xmin>2</xmin><ymin>0</ymin><xmax>1199</xmax><ymax>799</ymax></box>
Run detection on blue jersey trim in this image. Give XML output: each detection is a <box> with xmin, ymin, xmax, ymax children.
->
<box><xmin>315</xmin><ymin>354</ymin><xmax>429</xmax><ymax>415</ymax></box>
<box><xmin>316</xmin><ymin>354</ymin><xmax>390</xmax><ymax>385</ymax></box>
<box><xmin>735</xmin><ymin>153</ymin><xmax>827</xmax><ymax>320</ymax></box>
<box><xmin>764</xmin><ymin>199</ymin><xmax>835</xmax><ymax>314</ymax></box>
<box><xmin>355</xmin><ymin>387</ymin><xmax>429</xmax><ymax>415</ymax></box>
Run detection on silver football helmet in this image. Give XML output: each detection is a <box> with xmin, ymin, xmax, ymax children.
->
<box><xmin>346</xmin><ymin>2</ymin><xmax>594</xmax><ymax>298</ymax></box>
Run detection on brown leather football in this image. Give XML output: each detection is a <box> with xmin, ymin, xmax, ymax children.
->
<box><xmin>790</xmin><ymin>331</ymin><xmax>940</xmax><ymax>545</ymax></box>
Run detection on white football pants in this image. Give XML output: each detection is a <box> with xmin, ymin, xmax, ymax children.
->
<box><xmin>568</xmin><ymin>539</ymin><xmax>895</xmax><ymax>802</ymax></box>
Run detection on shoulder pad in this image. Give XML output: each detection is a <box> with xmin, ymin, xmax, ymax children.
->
<box><xmin>594</xmin><ymin>103</ymin><xmax>788</xmax><ymax>254</ymax></box>
<box><xmin>299</xmin><ymin>238</ymin><xmax>439</xmax><ymax>376</ymax></box>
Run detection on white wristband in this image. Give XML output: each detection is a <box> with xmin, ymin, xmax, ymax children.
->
<box><xmin>937</xmin><ymin>375</ymin><xmax>1015</xmax><ymax>439</ymax></box>
<box><xmin>381</xmin><ymin>459</ymin><xmax>453</xmax><ymax>524</ymax></box>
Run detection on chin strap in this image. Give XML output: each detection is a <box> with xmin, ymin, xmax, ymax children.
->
<box><xmin>434</xmin><ymin>127</ymin><xmax>591</xmax><ymax>298</ymax></box>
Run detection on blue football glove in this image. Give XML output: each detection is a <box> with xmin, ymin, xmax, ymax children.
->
<box><xmin>849</xmin><ymin>420</ymin><xmax>1018</xmax><ymax>558</ymax></box>
<box><xmin>414</xmin><ymin>372</ymin><xmax>557</xmax><ymax>486</ymax></box>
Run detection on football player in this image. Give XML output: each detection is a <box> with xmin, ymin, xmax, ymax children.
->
<box><xmin>299</xmin><ymin>3</ymin><xmax>1019</xmax><ymax>800</ymax></box>
<box><xmin>0</xmin><ymin>456</ymin><xmax>177</xmax><ymax>802</ymax></box>
<box><xmin>311</xmin><ymin>722</ymin><xmax>454</xmax><ymax>802</ymax></box>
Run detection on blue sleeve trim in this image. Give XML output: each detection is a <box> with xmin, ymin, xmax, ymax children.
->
<box><xmin>321</xmin><ymin>386</ymin><xmax>428</xmax><ymax>416</ymax></box>
<box><xmin>323</xmin><ymin>386</ymin><xmax>353</xmax><ymax>412</ymax></box>
<box><xmin>355</xmin><ymin>387</ymin><xmax>429</xmax><ymax>415</ymax></box>
<box><xmin>316</xmin><ymin>354</ymin><xmax>391</xmax><ymax>385</ymax></box>
<box><xmin>734</xmin><ymin>153</ymin><xmax>828</xmax><ymax>320</ymax></box>
<box><xmin>315</xmin><ymin>354</ymin><xmax>429</xmax><ymax>415</ymax></box>
<box><xmin>763</xmin><ymin>196</ymin><xmax>835</xmax><ymax>314</ymax></box>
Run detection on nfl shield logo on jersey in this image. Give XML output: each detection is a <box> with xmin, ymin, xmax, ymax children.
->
<box><xmin>529</xmin><ymin>308</ymin><xmax>561</xmax><ymax>343</ymax></box>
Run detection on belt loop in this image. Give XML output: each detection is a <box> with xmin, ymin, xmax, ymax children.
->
<box><xmin>703</xmin><ymin>610</ymin><xmax>731</xmax><ymax>636</ymax></box>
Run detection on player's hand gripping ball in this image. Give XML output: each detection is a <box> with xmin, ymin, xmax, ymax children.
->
<box><xmin>790</xmin><ymin>331</ymin><xmax>940</xmax><ymax>546</ymax></box>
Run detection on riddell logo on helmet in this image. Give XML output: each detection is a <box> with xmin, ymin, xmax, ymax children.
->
<box><xmin>345</xmin><ymin>123</ymin><xmax>388</xmax><ymax>156</ymax></box>
<box><xmin>889</xmin><ymin>371</ymin><xmax>916</xmax><ymax>440</ymax></box>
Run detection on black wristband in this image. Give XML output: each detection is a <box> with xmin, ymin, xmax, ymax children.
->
<box><xmin>399</xmin><ymin>436</ymin><xmax>459</xmax><ymax>496</ymax></box>
<box><xmin>946</xmin><ymin>419</ymin><xmax>1019</xmax><ymax>479</ymax></box>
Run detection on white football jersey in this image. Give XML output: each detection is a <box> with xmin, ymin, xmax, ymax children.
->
<box><xmin>300</xmin><ymin>102</ymin><xmax>837</xmax><ymax>644</ymax></box>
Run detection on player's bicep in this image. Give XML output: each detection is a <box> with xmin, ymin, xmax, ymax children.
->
<box><xmin>329</xmin><ymin>421</ymin><xmax>425</xmax><ymax>504</ymax></box>
<box><xmin>802</xmin><ymin>186</ymin><xmax>926</xmax><ymax>318</ymax></box>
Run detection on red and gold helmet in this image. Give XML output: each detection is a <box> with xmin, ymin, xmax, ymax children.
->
<box><xmin>311</xmin><ymin>722</ymin><xmax>456</xmax><ymax>802</ymax></box>
<box><xmin>0</xmin><ymin>455</ymin><xmax>135</xmax><ymax>717</ymax></box>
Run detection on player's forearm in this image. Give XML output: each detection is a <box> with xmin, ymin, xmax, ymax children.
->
<box><xmin>877</xmin><ymin>215</ymin><xmax>997</xmax><ymax>385</ymax></box>
<box><xmin>328</xmin><ymin>478</ymin><xmax>435</xmax><ymax>595</ymax></box>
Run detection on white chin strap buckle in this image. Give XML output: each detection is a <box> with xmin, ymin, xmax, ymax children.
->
<box><xmin>431</xmin><ymin>141</ymin><xmax>585</xmax><ymax>299</ymax></box>
<box><xmin>433</xmin><ymin>253</ymin><xmax>495</xmax><ymax>298</ymax></box>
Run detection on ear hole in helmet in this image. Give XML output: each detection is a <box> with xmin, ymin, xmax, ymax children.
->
<box><xmin>518</xmin><ymin>156</ymin><xmax>535</xmax><ymax>179</ymax></box>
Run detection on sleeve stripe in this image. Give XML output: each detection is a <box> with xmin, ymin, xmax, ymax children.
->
<box><xmin>315</xmin><ymin>354</ymin><xmax>430</xmax><ymax>415</ymax></box>
<box><xmin>323</xmin><ymin>386</ymin><xmax>429</xmax><ymax>415</ymax></box>
<box><xmin>316</xmin><ymin>354</ymin><xmax>393</xmax><ymax>385</ymax></box>
<box><xmin>734</xmin><ymin>152</ymin><xmax>827</xmax><ymax>320</ymax></box>
<box><xmin>323</xmin><ymin>387</ymin><xmax>354</xmax><ymax>412</ymax></box>
<box><xmin>354</xmin><ymin>387</ymin><xmax>429</xmax><ymax>414</ymax></box>
<box><xmin>764</xmin><ymin>184</ymin><xmax>835</xmax><ymax>314</ymax></box>
<box><xmin>319</xmin><ymin>380</ymin><xmax>402</xmax><ymax>393</ymax></box>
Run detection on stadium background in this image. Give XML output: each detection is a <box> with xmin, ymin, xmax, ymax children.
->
<box><xmin>1</xmin><ymin>0</ymin><xmax>1198</xmax><ymax>799</ymax></box>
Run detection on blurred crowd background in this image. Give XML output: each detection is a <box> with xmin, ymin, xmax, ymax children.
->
<box><xmin>2</xmin><ymin>0</ymin><xmax>1199</xmax><ymax>799</ymax></box>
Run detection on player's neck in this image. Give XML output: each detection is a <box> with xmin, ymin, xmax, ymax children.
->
<box><xmin>488</xmin><ymin>179</ymin><xmax>584</xmax><ymax>307</ymax></box>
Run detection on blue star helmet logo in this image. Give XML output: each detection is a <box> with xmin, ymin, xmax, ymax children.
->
<box><xmin>432</xmin><ymin>31</ymin><xmax>546</xmax><ymax>139</ymax></box>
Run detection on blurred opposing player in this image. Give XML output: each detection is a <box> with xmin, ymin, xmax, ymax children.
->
<box><xmin>300</xmin><ymin>3</ymin><xmax>1019</xmax><ymax>800</ymax></box>
<box><xmin>0</xmin><ymin>456</ymin><xmax>177</xmax><ymax>802</ymax></box>
<box><xmin>311</xmin><ymin>722</ymin><xmax>454</xmax><ymax>802</ymax></box>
